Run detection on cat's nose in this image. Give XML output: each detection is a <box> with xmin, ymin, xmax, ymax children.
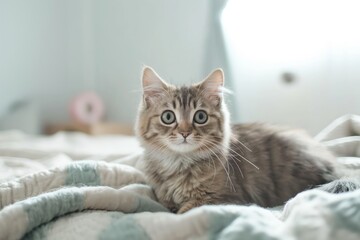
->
<box><xmin>180</xmin><ymin>132</ymin><xmax>191</xmax><ymax>139</ymax></box>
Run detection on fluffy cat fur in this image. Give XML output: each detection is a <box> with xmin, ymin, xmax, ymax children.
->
<box><xmin>136</xmin><ymin>66</ymin><xmax>339</xmax><ymax>213</ymax></box>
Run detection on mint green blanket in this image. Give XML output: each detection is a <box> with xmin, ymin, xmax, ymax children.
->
<box><xmin>1</xmin><ymin>114</ymin><xmax>360</xmax><ymax>240</ymax></box>
<box><xmin>0</xmin><ymin>160</ymin><xmax>360</xmax><ymax>240</ymax></box>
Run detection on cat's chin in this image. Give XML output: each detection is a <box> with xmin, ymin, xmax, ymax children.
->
<box><xmin>167</xmin><ymin>143</ymin><xmax>198</xmax><ymax>153</ymax></box>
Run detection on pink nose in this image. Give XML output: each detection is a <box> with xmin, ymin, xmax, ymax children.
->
<box><xmin>180</xmin><ymin>132</ymin><xmax>191</xmax><ymax>138</ymax></box>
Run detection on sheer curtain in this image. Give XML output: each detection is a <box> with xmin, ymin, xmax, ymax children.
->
<box><xmin>220</xmin><ymin>0</ymin><xmax>360</xmax><ymax>133</ymax></box>
<box><xmin>204</xmin><ymin>0</ymin><xmax>239</xmax><ymax>121</ymax></box>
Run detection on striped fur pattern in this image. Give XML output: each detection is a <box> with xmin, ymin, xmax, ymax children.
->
<box><xmin>136</xmin><ymin>67</ymin><xmax>338</xmax><ymax>213</ymax></box>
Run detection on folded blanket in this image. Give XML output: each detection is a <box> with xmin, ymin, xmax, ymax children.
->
<box><xmin>1</xmin><ymin>115</ymin><xmax>360</xmax><ymax>240</ymax></box>
<box><xmin>0</xmin><ymin>161</ymin><xmax>168</xmax><ymax>240</ymax></box>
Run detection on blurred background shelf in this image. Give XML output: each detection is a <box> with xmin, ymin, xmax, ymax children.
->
<box><xmin>45</xmin><ymin>122</ymin><xmax>134</xmax><ymax>136</ymax></box>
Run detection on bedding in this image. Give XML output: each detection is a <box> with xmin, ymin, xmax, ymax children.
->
<box><xmin>1</xmin><ymin>115</ymin><xmax>360</xmax><ymax>240</ymax></box>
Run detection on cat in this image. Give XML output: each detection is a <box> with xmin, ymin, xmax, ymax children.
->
<box><xmin>135</xmin><ymin>66</ymin><xmax>340</xmax><ymax>214</ymax></box>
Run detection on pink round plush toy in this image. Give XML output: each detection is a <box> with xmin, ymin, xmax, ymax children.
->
<box><xmin>70</xmin><ymin>92</ymin><xmax>105</xmax><ymax>124</ymax></box>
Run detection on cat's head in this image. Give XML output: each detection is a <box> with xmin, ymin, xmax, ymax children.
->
<box><xmin>136</xmin><ymin>67</ymin><xmax>230</xmax><ymax>158</ymax></box>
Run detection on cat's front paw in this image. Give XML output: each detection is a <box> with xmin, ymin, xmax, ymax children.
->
<box><xmin>177</xmin><ymin>202</ymin><xmax>195</xmax><ymax>214</ymax></box>
<box><xmin>170</xmin><ymin>207</ymin><xmax>178</xmax><ymax>213</ymax></box>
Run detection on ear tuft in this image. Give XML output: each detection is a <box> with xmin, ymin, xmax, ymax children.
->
<box><xmin>197</xmin><ymin>68</ymin><xmax>225</xmax><ymax>106</ymax></box>
<box><xmin>141</xmin><ymin>66</ymin><xmax>168</xmax><ymax>107</ymax></box>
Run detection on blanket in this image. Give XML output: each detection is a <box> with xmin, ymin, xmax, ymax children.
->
<box><xmin>1</xmin><ymin>115</ymin><xmax>360</xmax><ymax>240</ymax></box>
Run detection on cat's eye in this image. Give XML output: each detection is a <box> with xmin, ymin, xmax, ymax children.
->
<box><xmin>161</xmin><ymin>110</ymin><xmax>176</xmax><ymax>124</ymax></box>
<box><xmin>193</xmin><ymin>110</ymin><xmax>208</xmax><ymax>124</ymax></box>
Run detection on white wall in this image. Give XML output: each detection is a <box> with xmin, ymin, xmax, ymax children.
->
<box><xmin>0</xmin><ymin>1</ymin><xmax>70</xmax><ymax>117</ymax></box>
<box><xmin>222</xmin><ymin>0</ymin><xmax>360</xmax><ymax>134</ymax></box>
<box><xmin>92</xmin><ymin>0</ymin><xmax>209</xmax><ymax>123</ymax></box>
<box><xmin>0</xmin><ymin>0</ymin><xmax>210</xmax><ymax>128</ymax></box>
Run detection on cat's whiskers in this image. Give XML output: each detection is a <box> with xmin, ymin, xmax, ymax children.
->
<box><xmin>190</xmin><ymin>144</ymin><xmax>218</xmax><ymax>184</ymax></box>
<box><xmin>199</xmin><ymin>139</ymin><xmax>236</xmax><ymax>192</ymax></box>
<box><xmin>145</xmin><ymin>143</ymin><xmax>167</xmax><ymax>156</ymax></box>
<box><xmin>231</xmin><ymin>137</ymin><xmax>253</xmax><ymax>152</ymax></box>
<box><xmin>202</xmin><ymin>143</ymin><xmax>235</xmax><ymax>192</ymax></box>
<box><xmin>199</xmin><ymin>147</ymin><xmax>214</xmax><ymax>172</ymax></box>
<box><xmin>214</xmin><ymin>147</ymin><xmax>244</xmax><ymax>179</ymax></box>
<box><xmin>146</xmin><ymin>144</ymin><xmax>174</xmax><ymax>169</ymax></box>
<box><xmin>201</xmin><ymin>142</ymin><xmax>224</xmax><ymax>181</ymax></box>
<box><xmin>206</xmin><ymin>151</ymin><xmax>218</xmax><ymax>185</ymax></box>
<box><xmin>203</xmin><ymin>138</ymin><xmax>260</xmax><ymax>171</ymax></box>
<box><xmin>200</xmin><ymin>138</ymin><xmax>245</xmax><ymax>179</ymax></box>
<box><xmin>224</xmin><ymin>142</ymin><xmax>258</xmax><ymax>170</ymax></box>
<box><xmin>226</xmin><ymin>158</ymin><xmax>236</xmax><ymax>181</ymax></box>
<box><xmin>228</xmin><ymin>148</ymin><xmax>259</xmax><ymax>170</ymax></box>
<box><xmin>228</xmin><ymin>154</ymin><xmax>245</xmax><ymax>179</ymax></box>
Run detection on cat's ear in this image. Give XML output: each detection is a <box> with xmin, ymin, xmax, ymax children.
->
<box><xmin>141</xmin><ymin>66</ymin><xmax>168</xmax><ymax>107</ymax></box>
<box><xmin>197</xmin><ymin>68</ymin><xmax>224</xmax><ymax>106</ymax></box>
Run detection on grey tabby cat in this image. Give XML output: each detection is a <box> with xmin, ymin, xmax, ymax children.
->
<box><xmin>136</xmin><ymin>66</ymin><xmax>339</xmax><ymax>213</ymax></box>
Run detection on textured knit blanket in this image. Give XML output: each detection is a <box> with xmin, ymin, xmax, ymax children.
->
<box><xmin>1</xmin><ymin>115</ymin><xmax>360</xmax><ymax>240</ymax></box>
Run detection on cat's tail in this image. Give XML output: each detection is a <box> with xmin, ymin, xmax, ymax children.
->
<box><xmin>318</xmin><ymin>178</ymin><xmax>360</xmax><ymax>193</ymax></box>
<box><xmin>317</xmin><ymin>158</ymin><xmax>360</xmax><ymax>193</ymax></box>
<box><xmin>314</xmin><ymin>114</ymin><xmax>360</xmax><ymax>193</ymax></box>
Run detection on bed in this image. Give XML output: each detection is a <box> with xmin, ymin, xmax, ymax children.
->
<box><xmin>1</xmin><ymin>115</ymin><xmax>360</xmax><ymax>240</ymax></box>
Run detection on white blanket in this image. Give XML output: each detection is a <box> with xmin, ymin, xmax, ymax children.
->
<box><xmin>1</xmin><ymin>115</ymin><xmax>360</xmax><ymax>240</ymax></box>
<box><xmin>0</xmin><ymin>131</ymin><xmax>143</xmax><ymax>183</ymax></box>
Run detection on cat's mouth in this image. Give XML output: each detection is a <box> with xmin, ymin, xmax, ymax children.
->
<box><xmin>167</xmin><ymin>139</ymin><xmax>198</xmax><ymax>152</ymax></box>
<box><xmin>177</xmin><ymin>140</ymin><xmax>190</xmax><ymax>146</ymax></box>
